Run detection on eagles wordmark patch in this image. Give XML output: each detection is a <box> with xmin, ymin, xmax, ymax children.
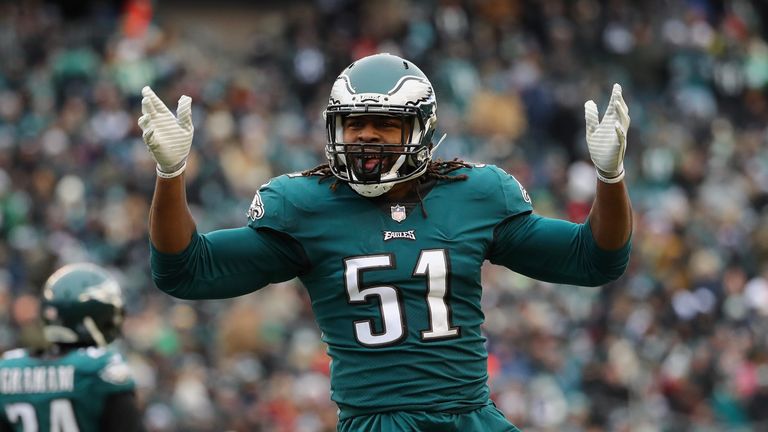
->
<box><xmin>383</xmin><ymin>230</ymin><xmax>416</xmax><ymax>241</ymax></box>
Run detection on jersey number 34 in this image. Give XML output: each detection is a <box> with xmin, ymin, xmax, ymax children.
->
<box><xmin>6</xmin><ymin>399</ymin><xmax>79</xmax><ymax>432</ymax></box>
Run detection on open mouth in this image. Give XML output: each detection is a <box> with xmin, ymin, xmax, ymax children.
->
<box><xmin>363</xmin><ymin>157</ymin><xmax>382</xmax><ymax>173</ymax></box>
<box><xmin>353</xmin><ymin>154</ymin><xmax>387</xmax><ymax>180</ymax></box>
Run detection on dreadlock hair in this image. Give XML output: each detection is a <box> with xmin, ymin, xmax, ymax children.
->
<box><xmin>301</xmin><ymin>158</ymin><xmax>472</xmax><ymax>218</ymax></box>
<box><xmin>301</xmin><ymin>158</ymin><xmax>471</xmax><ymax>188</ymax></box>
<box><xmin>424</xmin><ymin>158</ymin><xmax>473</xmax><ymax>181</ymax></box>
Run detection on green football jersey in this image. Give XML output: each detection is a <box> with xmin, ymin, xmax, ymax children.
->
<box><xmin>0</xmin><ymin>347</ymin><xmax>135</xmax><ymax>432</ymax></box>
<box><xmin>152</xmin><ymin>163</ymin><xmax>629</xmax><ymax>420</ymax></box>
<box><xmin>248</xmin><ymin>164</ymin><xmax>533</xmax><ymax>418</ymax></box>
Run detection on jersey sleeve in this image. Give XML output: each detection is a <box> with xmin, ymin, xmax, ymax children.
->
<box><xmin>151</xmin><ymin>176</ymin><xmax>311</xmax><ymax>301</ymax></box>
<box><xmin>151</xmin><ymin>226</ymin><xmax>307</xmax><ymax>300</ymax></box>
<box><xmin>485</xmin><ymin>165</ymin><xmax>534</xmax><ymax>221</ymax></box>
<box><xmin>90</xmin><ymin>351</ymin><xmax>145</xmax><ymax>431</ymax></box>
<box><xmin>246</xmin><ymin>176</ymin><xmax>297</xmax><ymax>233</ymax></box>
<box><xmin>489</xmin><ymin>214</ymin><xmax>631</xmax><ymax>286</ymax></box>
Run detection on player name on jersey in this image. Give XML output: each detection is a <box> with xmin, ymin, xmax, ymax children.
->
<box><xmin>0</xmin><ymin>366</ymin><xmax>75</xmax><ymax>394</ymax></box>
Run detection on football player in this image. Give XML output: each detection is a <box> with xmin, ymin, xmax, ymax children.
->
<box><xmin>0</xmin><ymin>263</ymin><xmax>144</xmax><ymax>432</ymax></box>
<box><xmin>139</xmin><ymin>53</ymin><xmax>632</xmax><ymax>431</ymax></box>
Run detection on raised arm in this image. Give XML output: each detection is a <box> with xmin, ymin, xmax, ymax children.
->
<box><xmin>138</xmin><ymin>87</ymin><xmax>307</xmax><ymax>299</ymax></box>
<box><xmin>488</xmin><ymin>84</ymin><xmax>633</xmax><ymax>286</ymax></box>
<box><xmin>149</xmin><ymin>175</ymin><xmax>196</xmax><ymax>253</ymax></box>
<box><xmin>589</xmin><ymin>180</ymin><xmax>632</xmax><ymax>250</ymax></box>
<box><xmin>584</xmin><ymin>83</ymin><xmax>633</xmax><ymax>250</ymax></box>
<box><xmin>138</xmin><ymin>86</ymin><xmax>196</xmax><ymax>253</ymax></box>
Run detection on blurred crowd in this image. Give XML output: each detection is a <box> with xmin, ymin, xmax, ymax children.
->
<box><xmin>1</xmin><ymin>0</ymin><xmax>768</xmax><ymax>430</ymax></box>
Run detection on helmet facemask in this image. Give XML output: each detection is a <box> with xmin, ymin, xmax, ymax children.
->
<box><xmin>326</xmin><ymin>109</ymin><xmax>434</xmax><ymax>196</ymax></box>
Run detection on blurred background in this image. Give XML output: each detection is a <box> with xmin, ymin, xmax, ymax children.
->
<box><xmin>1</xmin><ymin>0</ymin><xmax>768</xmax><ymax>430</ymax></box>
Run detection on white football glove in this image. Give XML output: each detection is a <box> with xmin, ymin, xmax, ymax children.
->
<box><xmin>138</xmin><ymin>86</ymin><xmax>194</xmax><ymax>178</ymax></box>
<box><xmin>584</xmin><ymin>83</ymin><xmax>630</xmax><ymax>183</ymax></box>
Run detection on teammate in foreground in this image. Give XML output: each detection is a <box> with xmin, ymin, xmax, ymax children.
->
<box><xmin>140</xmin><ymin>53</ymin><xmax>632</xmax><ymax>431</ymax></box>
<box><xmin>0</xmin><ymin>263</ymin><xmax>144</xmax><ymax>432</ymax></box>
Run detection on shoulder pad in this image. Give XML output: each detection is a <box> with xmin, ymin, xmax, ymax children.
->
<box><xmin>467</xmin><ymin>164</ymin><xmax>533</xmax><ymax>215</ymax></box>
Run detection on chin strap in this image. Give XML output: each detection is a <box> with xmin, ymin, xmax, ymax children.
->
<box><xmin>83</xmin><ymin>316</ymin><xmax>108</xmax><ymax>348</ymax></box>
<box><xmin>350</xmin><ymin>182</ymin><xmax>394</xmax><ymax>197</ymax></box>
<box><xmin>430</xmin><ymin>133</ymin><xmax>447</xmax><ymax>157</ymax></box>
<box><xmin>348</xmin><ymin>133</ymin><xmax>447</xmax><ymax>198</ymax></box>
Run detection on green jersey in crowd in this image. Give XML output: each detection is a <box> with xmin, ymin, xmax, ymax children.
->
<box><xmin>0</xmin><ymin>347</ymin><xmax>135</xmax><ymax>432</ymax></box>
<box><xmin>150</xmin><ymin>164</ymin><xmax>630</xmax><ymax>420</ymax></box>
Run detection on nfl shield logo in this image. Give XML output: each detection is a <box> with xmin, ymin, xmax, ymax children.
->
<box><xmin>391</xmin><ymin>205</ymin><xmax>406</xmax><ymax>223</ymax></box>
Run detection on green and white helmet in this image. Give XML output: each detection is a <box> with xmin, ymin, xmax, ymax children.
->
<box><xmin>41</xmin><ymin>263</ymin><xmax>125</xmax><ymax>348</ymax></box>
<box><xmin>324</xmin><ymin>53</ymin><xmax>438</xmax><ymax>197</ymax></box>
